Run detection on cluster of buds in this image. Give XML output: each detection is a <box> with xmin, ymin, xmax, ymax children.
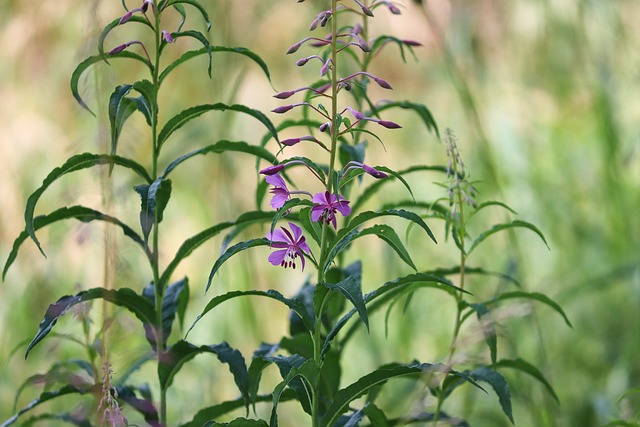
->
<box><xmin>97</xmin><ymin>362</ymin><xmax>127</xmax><ymax>427</ymax></box>
<box><xmin>106</xmin><ymin>0</ymin><xmax>176</xmax><ymax>61</ymax></box>
<box><xmin>444</xmin><ymin>129</ymin><xmax>478</xmax><ymax>218</ymax></box>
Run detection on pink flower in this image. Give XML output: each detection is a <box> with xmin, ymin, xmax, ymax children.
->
<box><xmin>311</xmin><ymin>191</ymin><xmax>351</xmax><ymax>229</ymax></box>
<box><xmin>266</xmin><ymin>174</ymin><xmax>290</xmax><ymax>209</ymax></box>
<box><xmin>266</xmin><ymin>223</ymin><xmax>311</xmax><ymax>271</ymax></box>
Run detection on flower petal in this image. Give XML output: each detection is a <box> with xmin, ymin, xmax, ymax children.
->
<box><xmin>288</xmin><ymin>222</ymin><xmax>303</xmax><ymax>241</ymax></box>
<box><xmin>335</xmin><ymin>201</ymin><xmax>351</xmax><ymax>217</ymax></box>
<box><xmin>268</xmin><ymin>249</ymin><xmax>288</xmax><ymax>266</ymax></box>
<box><xmin>311</xmin><ymin>205</ymin><xmax>324</xmax><ymax>222</ymax></box>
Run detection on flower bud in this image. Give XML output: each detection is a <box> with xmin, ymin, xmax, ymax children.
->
<box><xmin>377</xmin><ymin>120</ymin><xmax>402</xmax><ymax>129</ymax></box>
<box><xmin>320</xmin><ymin>58</ymin><xmax>331</xmax><ymax>76</ymax></box>
<box><xmin>362</xmin><ymin>164</ymin><xmax>389</xmax><ymax>179</ymax></box>
<box><xmin>260</xmin><ymin>164</ymin><xmax>286</xmax><ymax>175</ymax></box>
<box><xmin>295</xmin><ymin>57</ymin><xmax>310</xmax><ymax>66</ymax></box>
<box><xmin>274</xmin><ymin>91</ymin><xmax>296</xmax><ymax>99</ymax></box>
<box><xmin>162</xmin><ymin>30</ymin><xmax>174</xmax><ymax>43</ymax></box>
<box><xmin>319</xmin><ymin>122</ymin><xmax>330</xmax><ymax>133</ymax></box>
<box><xmin>281</xmin><ymin>137</ymin><xmax>302</xmax><ymax>146</ymax></box>
<box><xmin>119</xmin><ymin>10</ymin><xmax>134</xmax><ymax>25</ymax></box>
<box><xmin>403</xmin><ymin>39</ymin><xmax>422</xmax><ymax>47</ymax></box>
<box><xmin>374</xmin><ymin>77</ymin><xmax>393</xmax><ymax>90</ymax></box>
<box><xmin>272</xmin><ymin>105</ymin><xmax>295</xmax><ymax>114</ymax></box>
<box><xmin>107</xmin><ymin>43</ymin><xmax>129</xmax><ymax>55</ymax></box>
<box><xmin>286</xmin><ymin>42</ymin><xmax>303</xmax><ymax>54</ymax></box>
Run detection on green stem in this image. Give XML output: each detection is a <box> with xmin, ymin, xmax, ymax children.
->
<box><xmin>312</xmin><ymin>3</ymin><xmax>339</xmax><ymax>426</ymax></box>
<box><xmin>150</xmin><ymin>2</ymin><xmax>166</xmax><ymax>425</ymax></box>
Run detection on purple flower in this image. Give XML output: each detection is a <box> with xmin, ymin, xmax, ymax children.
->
<box><xmin>311</xmin><ymin>191</ymin><xmax>351</xmax><ymax>229</ymax></box>
<box><xmin>266</xmin><ymin>174</ymin><xmax>290</xmax><ymax>209</ymax></box>
<box><xmin>266</xmin><ymin>223</ymin><xmax>311</xmax><ymax>271</ymax></box>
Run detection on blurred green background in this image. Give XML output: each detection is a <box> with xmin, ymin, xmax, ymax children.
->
<box><xmin>0</xmin><ymin>0</ymin><xmax>638</xmax><ymax>426</ymax></box>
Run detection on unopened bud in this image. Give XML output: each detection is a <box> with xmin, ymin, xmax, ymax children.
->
<box><xmin>377</xmin><ymin>120</ymin><xmax>402</xmax><ymax>129</ymax></box>
<box><xmin>119</xmin><ymin>11</ymin><xmax>134</xmax><ymax>25</ymax></box>
<box><xmin>274</xmin><ymin>91</ymin><xmax>296</xmax><ymax>100</ymax></box>
<box><xmin>403</xmin><ymin>39</ymin><xmax>422</xmax><ymax>47</ymax></box>
<box><xmin>374</xmin><ymin>77</ymin><xmax>393</xmax><ymax>90</ymax></box>
<box><xmin>260</xmin><ymin>164</ymin><xmax>286</xmax><ymax>175</ymax></box>
<box><xmin>272</xmin><ymin>105</ymin><xmax>295</xmax><ymax>114</ymax></box>
<box><xmin>362</xmin><ymin>164</ymin><xmax>388</xmax><ymax>179</ymax></box>
<box><xmin>162</xmin><ymin>30</ymin><xmax>174</xmax><ymax>43</ymax></box>
<box><xmin>108</xmin><ymin>43</ymin><xmax>129</xmax><ymax>55</ymax></box>
<box><xmin>286</xmin><ymin>42</ymin><xmax>303</xmax><ymax>54</ymax></box>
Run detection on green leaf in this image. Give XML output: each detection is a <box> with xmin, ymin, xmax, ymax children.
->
<box><xmin>159</xmin><ymin>211</ymin><xmax>274</xmax><ymax>288</ymax></box>
<box><xmin>495</xmin><ymin>358</ymin><xmax>560</xmax><ymax>404</ymax></box>
<box><xmin>143</xmin><ymin>278</ymin><xmax>189</xmax><ymax>350</ymax></box>
<box><xmin>131</xmin><ymin>79</ymin><xmax>156</xmax><ymax>125</ymax></box>
<box><xmin>97</xmin><ymin>16</ymin><xmax>153</xmax><ymax>63</ymax></box>
<box><xmin>188</xmin><ymin>289</ymin><xmax>314</xmax><ymax>337</ymax></box>
<box><xmin>178</xmin><ymin>391</ymin><xmax>297</xmax><ymax>427</ymax></box>
<box><xmin>323</xmin><ymin>273</ymin><xmax>466</xmax><ymax>356</ymax></box>
<box><xmin>344</xmin><ymin>209</ymin><xmax>437</xmax><ymax>244</ymax></box>
<box><xmin>160</xmin><ymin>46</ymin><xmax>272</xmax><ymax>85</ymax></box>
<box><xmin>26</xmin><ymin>288</ymin><xmax>155</xmax><ymax>358</ymax></box>
<box><xmin>466</xmin><ymin>200</ymin><xmax>517</xmax><ymax>222</ymax></box>
<box><xmin>469</xmin><ymin>367</ymin><xmax>514</xmax><ymax>424</ymax></box>
<box><xmin>163</xmin><ymin>30</ymin><xmax>212</xmax><ymax>76</ymax></box>
<box><xmin>367</xmin><ymin>100</ymin><xmax>439</xmax><ymax>138</ymax></box>
<box><xmin>323</xmin><ymin>224</ymin><xmax>416</xmax><ymax>274</ymax></box>
<box><xmin>108</xmin><ymin>84</ymin><xmax>136</xmax><ymax>161</ymax></box>
<box><xmin>166</xmin><ymin>0</ymin><xmax>212</xmax><ymax>30</ymax></box>
<box><xmin>490</xmin><ymin>291</ymin><xmax>572</xmax><ymax>327</ymax></box>
<box><xmin>351</xmin><ymin>165</ymin><xmax>448</xmax><ymax>214</ymax></box>
<box><xmin>467</xmin><ymin>220</ymin><xmax>550</xmax><ymax>256</ymax></box>
<box><xmin>204</xmin><ymin>419</ymin><xmax>269</xmax><ymax>427</ymax></box>
<box><xmin>3</xmin><ymin>205</ymin><xmax>147</xmax><ymax>280</ymax></box>
<box><xmin>248</xmin><ymin>343</ymin><xmax>280</xmax><ymax>410</ymax></box>
<box><xmin>363</xmin><ymin>403</ymin><xmax>390</xmax><ymax>427</ymax></box>
<box><xmin>163</xmin><ymin>140</ymin><xmax>277</xmax><ymax>177</ymax></box>
<box><xmin>1</xmin><ymin>385</ymin><xmax>90</xmax><ymax>427</ymax></box>
<box><xmin>299</xmin><ymin>207</ymin><xmax>322</xmax><ymax>246</ymax></box>
<box><xmin>469</xmin><ymin>303</ymin><xmax>497</xmax><ymax>365</ymax></box>
<box><xmin>17</xmin><ymin>412</ymin><xmax>92</xmax><ymax>427</ymax></box>
<box><xmin>134</xmin><ymin>177</ymin><xmax>172</xmax><ymax>243</ymax></box>
<box><xmin>320</xmin><ymin>274</ymin><xmax>368</xmax><ymax>332</ymax></box>
<box><xmin>157</xmin><ymin>103</ymin><xmax>278</xmax><ymax>151</ymax></box>
<box><xmin>270</xmin><ymin>359</ymin><xmax>318</xmax><ymax>427</ymax></box>
<box><xmin>268</xmin><ymin>198</ymin><xmax>314</xmax><ymax>237</ymax></box>
<box><xmin>24</xmin><ymin>153</ymin><xmax>151</xmax><ymax>256</ymax></box>
<box><xmin>116</xmin><ymin>385</ymin><xmax>159</xmax><ymax>424</ymax></box>
<box><xmin>206</xmin><ymin>238</ymin><xmax>270</xmax><ymax>292</ymax></box>
<box><xmin>71</xmin><ymin>53</ymin><xmax>151</xmax><ymax>114</ymax></box>
<box><xmin>277</xmin><ymin>156</ymin><xmax>327</xmax><ymax>184</ymax></box>
<box><xmin>159</xmin><ymin>340</ymin><xmax>249</xmax><ymax>403</ymax></box>
<box><xmin>321</xmin><ymin>363</ymin><xmax>482</xmax><ymax>426</ymax></box>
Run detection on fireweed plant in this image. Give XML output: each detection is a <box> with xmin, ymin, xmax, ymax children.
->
<box><xmin>1</xmin><ymin>0</ymin><xmax>572</xmax><ymax>426</ymax></box>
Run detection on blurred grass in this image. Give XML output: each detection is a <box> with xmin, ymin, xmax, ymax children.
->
<box><xmin>0</xmin><ymin>0</ymin><xmax>638</xmax><ymax>426</ymax></box>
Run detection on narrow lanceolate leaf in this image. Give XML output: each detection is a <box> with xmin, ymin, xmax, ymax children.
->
<box><xmin>495</xmin><ymin>358</ymin><xmax>560</xmax><ymax>403</ymax></box>
<box><xmin>26</xmin><ymin>288</ymin><xmax>155</xmax><ymax>358</ymax></box>
<box><xmin>108</xmin><ymin>84</ymin><xmax>136</xmax><ymax>161</ymax></box>
<box><xmin>351</xmin><ymin>165</ymin><xmax>448</xmax><ymax>214</ymax></box>
<box><xmin>134</xmin><ymin>177</ymin><xmax>172</xmax><ymax>243</ymax></box>
<box><xmin>321</xmin><ymin>363</ymin><xmax>484</xmax><ymax>426</ymax></box>
<box><xmin>159</xmin><ymin>340</ymin><xmax>249</xmax><ymax>403</ymax></box>
<box><xmin>466</xmin><ymin>200</ymin><xmax>517</xmax><ymax>222</ymax></box>
<box><xmin>467</xmin><ymin>220</ymin><xmax>550</xmax><ymax>255</ymax></box>
<box><xmin>178</xmin><ymin>391</ymin><xmax>297</xmax><ymax>427</ymax></box>
<box><xmin>157</xmin><ymin>103</ymin><xmax>278</xmax><ymax>150</ymax></box>
<box><xmin>321</xmin><ymin>275</ymin><xmax>368</xmax><ymax>331</ymax></box>
<box><xmin>143</xmin><ymin>278</ymin><xmax>189</xmax><ymax>350</ymax></box>
<box><xmin>0</xmin><ymin>385</ymin><xmax>90</xmax><ymax>427</ymax></box>
<box><xmin>13</xmin><ymin>412</ymin><xmax>92</xmax><ymax>427</ymax></box>
<box><xmin>344</xmin><ymin>209</ymin><xmax>437</xmax><ymax>244</ymax></box>
<box><xmin>469</xmin><ymin>303</ymin><xmax>497</xmax><ymax>366</ymax></box>
<box><xmin>166</xmin><ymin>0</ymin><xmax>212</xmax><ymax>31</ymax></box>
<box><xmin>204</xmin><ymin>419</ymin><xmax>269</xmax><ymax>427</ymax></box>
<box><xmin>188</xmin><ymin>290</ymin><xmax>314</xmax><ymax>337</ymax></box>
<box><xmin>490</xmin><ymin>291</ymin><xmax>572</xmax><ymax>328</ymax></box>
<box><xmin>159</xmin><ymin>211</ymin><xmax>275</xmax><ymax>287</ymax></box>
<box><xmin>71</xmin><ymin>52</ymin><xmax>151</xmax><ymax>114</ymax></box>
<box><xmin>131</xmin><ymin>79</ymin><xmax>156</xmax><ymax>125</ymax></box>
<box><xmin>159</xmin><ymin>46</ymin><xmax>272</xmax><ymax>84</ymax></box>
<box><xmin>299</xmin><ymin>207</ymin><xmax>322</xmax><ymax>246</ymax></box>
<box><xmin>206</xmin><ymin>238</ymin><xmax>270</xmax><ymax>292</ymax></box>
<box><xmin>469</xmin><ymin>367</ymin><xmax>514</xmax><ymax>424</ymax></box>
<box><xmin>323</xmin><ymin>273</ymin><xmax>465</xmax><ymax>356</ymax></box>
<box><xmin>116</xmin><ymin>385</ymin><xmax>160</xmax><ymax>424</ymax></box>
<box><xmin>162</xmin><ymin>140</ymin><xmax>277</xmax><ymax>177</ymax></box>
<box><xmin>97</xmin><ymin>16</ymin><xmax>152</xmax><ymax>62</ymax></box>
<box><xmin>25</xmin><ymin>153</ymin><xmax>151</xmax><ymax>256</ymax></box>
<box><xmin>3</xmin><ymin>205</ymin><xmax>147</xmax><ymax>280</ymax></box>
<box><xmin>367</xmin><ymin>100</ymin><xmax>439</xmax><ymax>138</ymax></box>
<box><xmin>162</xmin><ymin>30</ymin><xmax>212</xmax><ymax>76</ymax></box>
<box><xmin>268</xmin><ymin>198</ymin><xmax>314</xmax><ymax>236</ymax></box>
<box><xmin>266</xmin><ymin>355</ymin><xmax>315</xmax><ymax>416</ymax></box>
<box><xmin>323</xmin><ymin>224</ymin><xmax>416</xmax><ymax>274</ymax></box>
<box><xmin>270</xmin><ymin>359</ymin><xmax>318</xmax><ymax>427</ymax></box>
